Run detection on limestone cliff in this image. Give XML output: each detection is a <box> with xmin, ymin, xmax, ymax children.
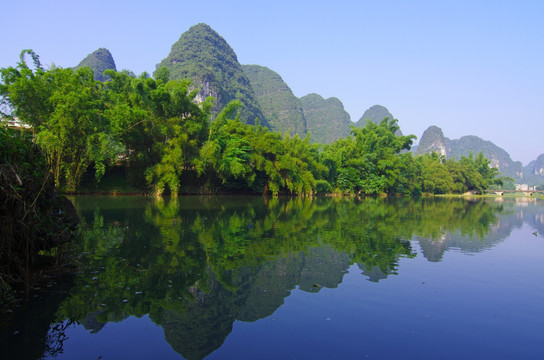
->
<box><xmin>415</xmin><ymin>125</ymin><xmax>450</xmax><ymax>157</ymax></box>
<box><xmin>527</xmin><ymin>154</ymin><xmax>544</xmax><ymax>176</ymax></box>
<box><xmin>523</xmin><ymin>154</ymin><xmax>544</xmax><ymax>185</ymax></box>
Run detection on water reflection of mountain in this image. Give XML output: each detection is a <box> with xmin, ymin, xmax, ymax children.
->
<box><xmin>517</xmin><ymin>198</ymin><xmax>544</xmax><ymax>235</ymax></box>
<box><xmin>414</xmin><ymin>198</ymin><xmax>544</xmax><ymax>261</ymax></box>
<box><xmin>155</xmin><ymin>272</ymin><xmax>249</xmax><ymax>360</ymax></box>
<box><xmin>150</xmin><ymin>246</ymin><xmax>351</xmax><ymax>360</ymax></box>
<box><xmin>357</xmin><ymin>263</ymin><xmax>390</xmax><ymax>282</ymax></box>
<box><xmin>240</xmin><ymin>246</ymin><xmax>350</xmax><ymax>321</ymax></box>
<box><xmin>24</xmin><ymin>196</ymin><xmax>544</xmax><ymax>359</ymax></box>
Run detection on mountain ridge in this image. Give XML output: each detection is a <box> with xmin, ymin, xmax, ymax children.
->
<box><xmin>78</xmin><ymin>24</ymin><xmax>539</xmax><ymax>183</ymax></box>
<box><xmin>300</xmin><ymin>93</ymin><xmax>352</xmax><ymax>144</ymax></box>
<box><xmin>413</xmin><ymin>125</ymin><xmax>543</xmax><ymax>183</ymax></box>
<box><xmin>242</xmin><ymin>64</ymin><xmax>306</xmax><ymax>135</ymax></box>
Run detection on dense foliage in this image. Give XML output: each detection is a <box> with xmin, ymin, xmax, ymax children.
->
<box><xmin>0</xmin><ymin>126</ymin><xmax>77</xmax><ymax>297</ymax></box>
<box><xmin>1</xmin><ymin>50</ymin><xmax>504</xmax><ymax>196</ymax></box>
<box><xmin>154</xmin><ymin>23</ymin><xmax>265</xmax><ymax>126</ymax></box>
<box><xmin>1</xmin><ymin>51</ymin><xmax>213</xmax><ymax>194</ymax></box>
<box><xmin>242</xmin><ymin>65</ymin><xmax>307</xmax><ymax>136</ymax></box>
<box><xmin>196</xmin><ymin>100</ymin><xmax>323</xmax><ymax>195</ymax></box>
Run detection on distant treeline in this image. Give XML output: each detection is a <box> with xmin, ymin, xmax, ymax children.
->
<box><xmin>1</xmin><ymin>50</ymin><xmax>503</xmax><ymax>196</ymax></box>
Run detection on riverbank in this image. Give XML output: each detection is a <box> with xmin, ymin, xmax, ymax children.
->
<box><xmin>0</xmin><ymin>128</ymin><xmax>79</xmax><ymax>310</ymax></box>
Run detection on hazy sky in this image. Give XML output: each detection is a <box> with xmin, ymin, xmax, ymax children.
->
<box><xmin>2</xmin><ymin>0</ymin><xmax>542</xmax><ymax>164</ymax></box>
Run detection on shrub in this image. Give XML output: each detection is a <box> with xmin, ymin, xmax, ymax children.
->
<box><xmin>0</xmin><ymin>126</ymin><xmax>78</xmax><ymax>300</ymax></box>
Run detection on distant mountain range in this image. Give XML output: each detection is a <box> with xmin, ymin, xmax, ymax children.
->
<box><xmin>414</xmin><ymin>125</ymin><xmax>544</xmax><ymax>183</ymax></box>
<box><xmin>75</xmin><ymin>23</ymin><xmax>543</xmax><ymax>185</ymax></box>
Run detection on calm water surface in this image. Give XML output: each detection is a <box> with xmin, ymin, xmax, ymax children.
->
<box><xmin>1</xmin><ymin>196</ymin><xmax>543</xmax><ymax>359</ymax></box>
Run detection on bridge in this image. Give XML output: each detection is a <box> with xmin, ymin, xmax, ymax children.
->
<box><xmin>484</xmin><ymin>189</ymin><xmax>544</xmax><ymax>196</ymax></box>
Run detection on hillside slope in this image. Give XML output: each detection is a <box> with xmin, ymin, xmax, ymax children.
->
<box><xmin>155</xmin><ymin>23</ymin><xmax>265</xmax><ymax>125</ymax></box>
<box><xmin>75</xmin><ymin>48</ymin><xmax>116</xmax><ymax>81</ymax></box>
<box><xmin>242</xmin><ymin>65</ymin><xmax>306</xmax><ymax>135</ymax></box>
<box><xmin>300</xmin><ymin>93</ymin><xmax>352</xmax><ymax>144</ymax></box>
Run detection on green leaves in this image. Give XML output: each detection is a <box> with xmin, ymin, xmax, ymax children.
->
<box><xmin>1</xmin><ymin>50</ymin><xmax>212</xmax><ymax>194</ymax></box>
<box><xmin>196</xmin><ymin>101</ymin><xmax>320</xmax><ymax>195</ymax></box>
<box><xmin>87</xmin><ymin>133</ymin><xmax>125</xmax><ymax>182</ymax></box>
<box><xmin>1</xmin><ymin>50</ymin><xmax>504</xmax><ymax>197</ymax></box>
<box><xmin>323</xmin><ymin>119</ymin><xmax>416</xmax><ymax>195</ymax></box>
<box><xmin>2</xmin><ymin>62</ymin><xmax>109</xmax><ymax>191</ymax></box>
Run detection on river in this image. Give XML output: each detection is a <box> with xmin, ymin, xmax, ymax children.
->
<box><xmin>1</xmin><ymin>196</ymin><xmax>543</xmax><ymax>359</ymax></box>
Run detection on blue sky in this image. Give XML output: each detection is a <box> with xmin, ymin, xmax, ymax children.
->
<box><xmin>2</xmin><ymin>0</ymin><xmax>542</xmax><ymax>164</ymax></box>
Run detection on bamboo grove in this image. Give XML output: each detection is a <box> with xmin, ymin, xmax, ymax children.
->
<box><xmin>1</xmin><ymin>50</ymin><xmax>503</xmax><ymax>196</ymax></box>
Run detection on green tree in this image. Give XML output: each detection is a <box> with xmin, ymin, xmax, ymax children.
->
<box><xmin>1</xmin><ymin>50</ymin><xmax>124</xmax><ymax>191</ymax></box>
<box><xmin>419</xmin><ymin>153</ymin><xmax>454</xmax><ymax>194</ymax></box>
<box><xmin>197</xmin><ymin>100</ymin><xmax>321</xmax><ymax>195</ymax></box>
<box><xmin>446</xmin><ymin>152</ymin><xmax>490</xmax><ymax>193</ymax></box>
<box><xmin>322</xmin><ymin>119</ymin><xmax>416</xmax><ymax>195</ymax></box>
<box><xmin>102</xmin><ymin>70</ymin><xmax>213</xmax><ymax>196</ymax></box>
<box><xmin>196</xmin><ymin>100</ymin><xmax>256</xmax><ymax>191</ymax></box>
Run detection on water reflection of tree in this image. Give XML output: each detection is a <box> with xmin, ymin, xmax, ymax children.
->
<box><xmin>0</xmin><ymin>275</ymin><xmax>74</xmax><ymax>360</ymax></box>
<box><xmin>413</xmin><ymin>199</ymin><xmax>508</xmax><ymax>261</ymax></box>
<box><xmin>51</xmin><ymin>196</ymin><xmax>508</xmax><ymax>360</ymax></box>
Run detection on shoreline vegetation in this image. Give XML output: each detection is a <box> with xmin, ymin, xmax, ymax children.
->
<box><xmin>1</xmin><ymin>51</ymin><xmax>508</xmax><ymax>198</ymax></box>
<box><xmin>0</xmin><ymin>49</ymin><xmax>533</xmax><ymax>306</ymax></box>
<box><xmin>0</xmin><ymin>127</ymin><xmax>78</xmax><ymax>309</ymax></box>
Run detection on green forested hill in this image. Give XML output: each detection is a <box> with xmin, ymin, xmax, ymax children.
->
<box><xmin>449</xmin><ymin>135</ymin><xmax>523</xmax><ymax>180</ymax></box>
<box><xmin>75</xmin><ymin>48</ymin><xmax>116</xmax><ymax>81</ymax></box>
<box><xmin>524</xmin><ymin>154</ymin><xmax>544</xmax><ymax>185</ymax></box>
<box><xmin>1</xmin><ymin>45</ymin><xmax>519</xmax><ymax>197</ymax></box>
<box><xmin>300</xmin><ymin>93</ymin><xmax>352</xmax><ymax>144</ymax></box>
<box><xmin>526</xmin><ymin>154</ymin><xmax>544</xmax><ymax>176</ymax></box>
<box><xmin>242</xmin><ymin>65</ymin><xmax>306</xmax><ymax>136</ymax></box>
<box><xmin>355</xmin><ymin>105</ymin><xmax>394</xmax><ymax>127</ymax></box>
<box><xmin>155</xmin><ymin>23</ymin><xmax>265</xmax><ymax>126</ymax></box>
<box><xmin>355</xmin><ymin>105</ymin><xmax>402</xmax><ymax>135</ymax></box>
<box><xmin>415</xmin><ymin>125</ymin><xmax>524</xmax><ymax>180</ymax></box>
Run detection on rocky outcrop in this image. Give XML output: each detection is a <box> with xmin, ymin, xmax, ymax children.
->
<box><xmin>526</xmin><ymin>154</ymin><xmax>544</xmax><ymax>176</ymax></box>
<box><xmin>449</xmin><ymin>135</ymin><xmax>523</xmax><ymax>179</ymax></box>
<box><xmin>415</xmin><ymin>125</ymin><xmax>450</xmax><ymax>157</ymax></box>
